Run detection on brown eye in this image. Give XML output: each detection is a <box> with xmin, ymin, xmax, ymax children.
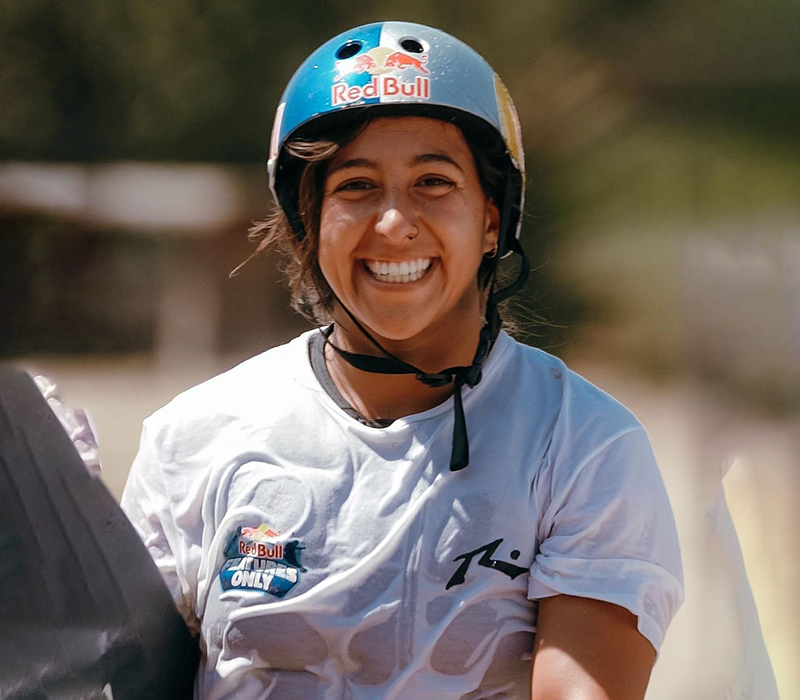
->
<box><xmin>416</xmin><ymin>176</ymin><xmax>453</xmax><ymax>189</ymax></box>
<box><xmin>338</xmin><ymin>179</ymin><xmax>375</xmax><ymax>191</ymax></box>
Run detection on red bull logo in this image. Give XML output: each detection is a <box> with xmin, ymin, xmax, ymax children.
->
<box><xmin>241</xmin><ymin>523</ymin><xmax>280</xmax><ymax>540</ymax></box>
<box><xmin>237</xmin><ymin>522</ymin><xmax>283</xmax><ymax>558</ymax></box>
<box><xmin>332</xmin><ymin>46</ymin><xmax>431</xmax><ymax>107</ymax></box>
<box><xmin>221</xmin><ymin>526</ymin><xmax>307</xmax><ymax>598</ymax></box>
<box><xmin>385</xmin><ymin>51</ymin><xmax>429</xmax><ymax>73</ymax></box>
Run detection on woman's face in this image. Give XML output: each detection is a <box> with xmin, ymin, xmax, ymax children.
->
<box><xmin>318</xmin><ymin>116</ymin><xmax>499</xmax><ymax>344</ymax></box>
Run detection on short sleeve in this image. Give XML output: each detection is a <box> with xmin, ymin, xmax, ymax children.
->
<box><xmin>529</xmin><ymin>427</ymin><xmax>684</xmax><ymax>652</ymax></box>
<box><xmin>121</xmin><ymin>423</ymin><xmax>201</xmax><ymax>635</ymax></box>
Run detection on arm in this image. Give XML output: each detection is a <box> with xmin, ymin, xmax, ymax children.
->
<box><xmin>121</xmin><ymin>422</ymin><xmax>201</xmax><ymax>634</ymax></box>
<box><xmin>531</xmin><ymin>594</ymin><xmax>655</xmax><ymax>700</ymax></box>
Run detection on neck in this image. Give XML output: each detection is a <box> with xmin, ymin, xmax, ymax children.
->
<box><xmin>324</xmin><ymin>310</ymin><xmax>486</xmax><ymax>421</ymax></box>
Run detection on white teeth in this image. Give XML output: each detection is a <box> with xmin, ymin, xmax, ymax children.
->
<box><xmin>364</xmin><ymin>258</ymin><xmax>433</xmax><ymax>284</ymax></box>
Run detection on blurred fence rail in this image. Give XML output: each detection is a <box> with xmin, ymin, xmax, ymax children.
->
<box><xmin>0</xmin><ymin>162</ymin><xmax>250</xmax><ymax>232</ymax></box>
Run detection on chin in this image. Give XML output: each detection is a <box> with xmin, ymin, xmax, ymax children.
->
<box><xmin>346</xmin><ymin>304</ymin><xmax>434</xmax><ymax>343</ymax></box>
<box><xmin>363</xmin><ymin>318</ymin><xmax>430</xmax><ymax>343</ymax></box>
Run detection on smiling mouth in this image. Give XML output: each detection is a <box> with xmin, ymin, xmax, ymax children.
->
<box><xmin>364</xmin><ymin>258</ymin><xmax>433</xmax><ymax>284</ymax></box>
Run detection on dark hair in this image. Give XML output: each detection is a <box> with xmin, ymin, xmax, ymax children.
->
<box><xmin>241</xmin><ymin>115</ymin><xmax>503</xmax><ymax>325</ymax></box>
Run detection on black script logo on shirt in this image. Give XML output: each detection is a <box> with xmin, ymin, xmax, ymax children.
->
<box><xmin>446</xmin><ymin>538</ymin><xmax>527</xmax><ymax>589</ymax></box>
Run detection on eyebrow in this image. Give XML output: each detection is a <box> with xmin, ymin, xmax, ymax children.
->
<box><xmin>327</xmin><ymin>157</ymin><xmax>375</xmax><ymax>176</ymax></box>
<box><xmin>412</xmin><ymin>152</ymin><xmax>464</xmax><ymax>173</ymax></box>
<box><xmin>327</xmin><ymin>152</ymin><xmax>465</xmax><ymax>177</ymax></box>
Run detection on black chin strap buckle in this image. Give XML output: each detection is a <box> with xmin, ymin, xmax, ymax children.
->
<box><xmin>464</xmin><ymin>365</ymin><xmax>482</xmax><ymax>387</ymax></box>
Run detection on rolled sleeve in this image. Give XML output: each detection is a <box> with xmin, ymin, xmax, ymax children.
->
<box><xmin>529</xmin><ymin>427</ymin><xmax>684</xmax><ymax>652</ymax></box>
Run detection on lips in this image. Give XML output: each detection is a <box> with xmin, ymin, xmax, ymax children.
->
<box><xmin>364</xmin><ymin>257</ymin><xmax>432</xmax><ymax>284</ymax></box>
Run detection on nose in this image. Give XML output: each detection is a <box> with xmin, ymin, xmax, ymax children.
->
<box><xmin>374</xmin><ymin>195</ymin><xmax>418</xmax><ymax>242</ymax></box>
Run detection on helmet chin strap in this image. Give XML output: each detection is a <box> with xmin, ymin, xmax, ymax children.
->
<box><xmin>324</xmin><ymin>237</ymin><xmax>529</xmax><ymax>472</ymax></box>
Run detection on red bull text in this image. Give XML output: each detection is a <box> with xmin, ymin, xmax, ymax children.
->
<box><xmin>239</xmin><ymin>539</ymin><xmax>284</xmax><ymax>559</ymax></box>
<box><xmin>332</xmin><ymin>74</ymin><xmax>430</xmax><ymax>106</ymax></box>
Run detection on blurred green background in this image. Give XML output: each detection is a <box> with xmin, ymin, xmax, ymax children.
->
<box><xmin>3</xmin><ymin>0</ymin><xmax>799</xmax><ymax>408</ymax></box>
<box><xmin>1</xmin><ymin>1</ymin><xmax>798</xmax><ymax>698</ymax></box>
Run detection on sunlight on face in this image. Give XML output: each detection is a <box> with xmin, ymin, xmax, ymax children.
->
<box><xmin>319</xmin><ymin>117</ymin><xmax>499</xmax><ymax>345</ymax></box>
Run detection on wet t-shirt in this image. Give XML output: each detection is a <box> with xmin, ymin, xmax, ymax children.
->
<box><xmin>121</xmin><ymin>331</ymin><xmax>683</xmax><ymax>700</ymax></box>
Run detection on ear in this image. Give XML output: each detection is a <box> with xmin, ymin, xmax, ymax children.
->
<box><xmin>482</xmin><ymin>198</ymin><xmax>500</xmax><ymax>255</ymax></box>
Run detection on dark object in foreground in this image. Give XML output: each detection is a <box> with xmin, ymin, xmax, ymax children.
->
<box><xmin>0</xmin><ymin>367</ymin><xmax>199</xmax><ymax>699</ymax></box>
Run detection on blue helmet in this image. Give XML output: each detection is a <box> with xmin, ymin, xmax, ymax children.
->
<box><xmin>268</xmin><ymin>20</ymin><xmax>525</xmax><ymax>256</ymax></box>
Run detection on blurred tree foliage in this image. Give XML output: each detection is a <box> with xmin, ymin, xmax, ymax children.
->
<box><xmin>2</xmin><ymin>0</ymin><xmax>799</xmax><ymax>407</ymax></box>
<box><xmin>3</xmin><ymin>0</ymin><xmax>795</xmax><ymax>162</ymax></box>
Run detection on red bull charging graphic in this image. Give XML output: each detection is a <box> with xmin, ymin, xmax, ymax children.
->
<box><xmin>332</xmin><ymin>46</ymin><xmax>431</xmax><ymax>107</ymax></box>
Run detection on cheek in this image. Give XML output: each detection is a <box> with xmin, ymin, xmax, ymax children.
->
<box><xmin>319</xmin><ymin>201</ymin><xmax>362</xmax><ymax>246</ymax></box>
<box><xmin>441</xmin><ymin>207</ymin><xmax>492</xmax><ymax>259</ymax></box>
<box><xmin>318</xmin><ymin>208</ymin><xmax>350</xmax><ymax>271</ymax></box>
<box><xmin>317</xmin><ymin>237</ymin><xmax>344</xmax><ymax>290</ymax></box>
<box><xmin>318</xmin><ymin>218</ymin><xmax>363</xmax><ymax>295</ymax></box>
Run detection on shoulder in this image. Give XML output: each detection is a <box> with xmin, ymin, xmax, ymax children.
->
<box><xmin>512</xmin><ymin>344</ymin><xmax>661</xmax><ymax>516</ymax></box>
<box><xmin>141</xmin><ymin>331</ymin><xmax>319</xmax><ymax>458</ymax></box>
<box><xmin>495</xmin><ymin>335</ymin><xmax>642</xmax><ymax>442</ymax></box>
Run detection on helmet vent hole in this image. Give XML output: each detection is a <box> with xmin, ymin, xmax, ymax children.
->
<box><xmin>335</xmin><ymin>41</ymin><xmax>363</xmax><ymax>60</ymax></box>
<box><xmin>399</xmin><ymin>38</ymin><xmax>424</xmax><ymax>53</ymax></box>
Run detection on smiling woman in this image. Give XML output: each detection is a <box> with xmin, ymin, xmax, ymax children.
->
<box><xmin>249</xmin><ymin>114</ymin><xmax>505</xmax><ymax>335</ymax></box>
<box><xmin>121</xmin><ymin>21</ymin><xmax>684</xmax><ymax>700</ymax></box>
<box><xmin>319</xmin><ymin>118</ymin><xmax>497</xmax><ymax>348</ymax></box>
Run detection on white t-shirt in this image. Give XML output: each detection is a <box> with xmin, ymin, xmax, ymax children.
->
<box><xmin>121</xmin><ymin>330</ymin><xmax>683</xmax><ymax>700</ymax></box>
